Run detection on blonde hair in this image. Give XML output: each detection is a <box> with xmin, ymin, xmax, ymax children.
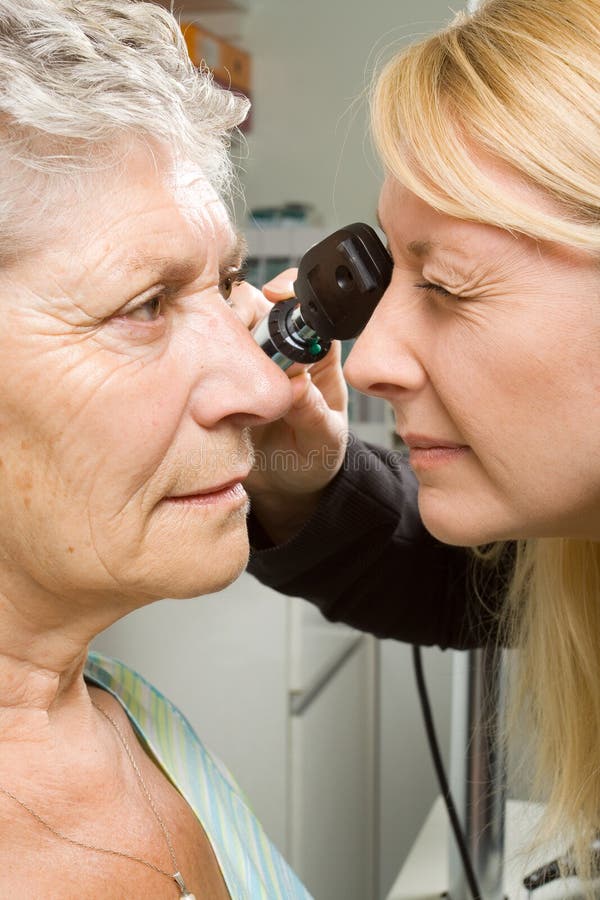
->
<box><xmin>372</xmin><ymin>0</ymin><xmax>600</xmax><ymax>251</ymax></box>
<box><xmin>371</xmin><ymin>0</ymin><xmax>600</xmax><ymax>887</ymax></box>
<box><xmin>505</xmin><ymin>541</ymin><xmax>600</xmax><ymax>883</ymax></box>
<box><xmin>0</xmin><ymin>0</ymin><xmax>249</xmax><ymax>260</ymax></box>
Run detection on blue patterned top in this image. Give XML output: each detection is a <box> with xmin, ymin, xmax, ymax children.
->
<box><xmin>85</xmin><ymin>651</ymin><xmax>312</xmax><ymax>900</ymax></box>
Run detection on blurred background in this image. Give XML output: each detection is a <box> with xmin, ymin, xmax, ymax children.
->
<box><xmin>94</xmin><ymin>2</ymin><xmax>465</xmax><ymax>898</ymax></box>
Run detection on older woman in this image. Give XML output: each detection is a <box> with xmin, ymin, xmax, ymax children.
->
<box><xmin>0</xmin><ymin>1</ymin><xmax>313</xmax><ymax>897</ymax></box>
<box><xmin>245</xmin><ymin>0</ymin><xmax>600</xmax><ymax>887</ymax></box>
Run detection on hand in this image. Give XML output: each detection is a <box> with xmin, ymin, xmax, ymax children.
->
<box><xmin>232</xmin><ymin>270</ymin><xmax>349</xmax><ymax>542</ymax></box>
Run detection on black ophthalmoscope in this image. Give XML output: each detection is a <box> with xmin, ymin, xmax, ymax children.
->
<box><xmin>252</xmin><ymin>223</ymin><xmax>393</xmax><ymax>370</ymax></box>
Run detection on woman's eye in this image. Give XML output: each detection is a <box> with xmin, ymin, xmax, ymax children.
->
<box><xmin>415</xmin><ymin>281</ymin><xmax>457</xmax><ymax>300</ymax></box>
<box><xmin>123</xmin><ymin>295</ymin><xmax>164</xmax><ymax>322</ymax></box>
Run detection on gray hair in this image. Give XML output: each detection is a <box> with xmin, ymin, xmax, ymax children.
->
<box><xmin>0</xmin><ymin>0</ymin><xmax>249</xmax><ymax>260</ymax></box>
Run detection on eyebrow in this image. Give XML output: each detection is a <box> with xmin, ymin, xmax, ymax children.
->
<box><xmin>221</xmin><ymin>230</ymin><xmax>248</xmax><ymax>270</ymax></box>
<box><xmin>124</xmin><ymin>229</ymin><xmax>248</xmax><ymax>281</ymax></box>
<box><xmin>375</xmin><ymin>209</ymin><xmax>435</xmax><ymax>259</ymax></box>
<box><xmin>406</xmin><ymin>240</ymin><xmax>434</xmax><ymax>258</ymax></box>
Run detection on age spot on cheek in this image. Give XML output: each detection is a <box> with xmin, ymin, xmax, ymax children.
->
<box><xmin>15</xmin><ymin>470</ymin><xmax>33</xmax><ymax>508</ymax></box>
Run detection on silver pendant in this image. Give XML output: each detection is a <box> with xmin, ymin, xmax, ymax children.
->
<box><xmin>173</xmin><ymin>871</ymin><xmax>196</xmax><ymax>899</ymax></box>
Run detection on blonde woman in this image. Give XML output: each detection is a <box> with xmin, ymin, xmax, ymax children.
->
<box><xmin>245</xmin><ymin>0</ymin><xmax>600</xmax><ymax>887</ymax></box>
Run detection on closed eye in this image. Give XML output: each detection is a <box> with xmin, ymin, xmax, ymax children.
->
<box><xmin>415</xmin><ymin>280</ymin><xmax>457</xmax><ymax>300</ymax></box>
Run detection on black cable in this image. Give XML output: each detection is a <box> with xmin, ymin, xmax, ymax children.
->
<box><xmin>412</xmin><ymin>644</ymin><xmax>484</xmax><ymax>900</ymax></box>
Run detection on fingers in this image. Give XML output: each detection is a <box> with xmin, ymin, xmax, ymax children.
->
<box><xmin>262</xmin><ymin>268</ymin><xmax>298</xmax><ymax>301</ymax></box>
<box><xmin>308</xmin><ymin>342</ymin><xmax>349</xmax><ymax>412</ymax></box>
<box><xmin>286</xmin><ymin>369</ymin><xmax>348</xmax><ymax>452</ymax></box>
<box><xmin>230</xmin><ymin>281</ymin><xmax>271</xmax><ymax>329</ymax></box>
<box><xmin>308</xmin><ymin>338</ymin><xmax>342</xmax><ymax>377</ymax></box>
<box><xmin>287</xmin><ymin>371</ymin><xmax>329</xmax><ymax>430</ymax></box>
<box><xmin>233</xmin><ymin>268</ymin><xmax>346</xmax><ymax>416</ymax></box>
<box><xmin>288</xmin><ymin>362</ymin><xmax>343</xmax><ymax>423</ymax></box>
<box><xmin>231</xmin><ymin>267</ymin><xmax>299</xmax><ymax>330</ymax></box>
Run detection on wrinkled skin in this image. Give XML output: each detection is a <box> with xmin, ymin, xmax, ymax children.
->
<box><xmin>0</xmin><ymin>142</ymin><xmax>293</xmax><ymax>657</ymax></box>
<box><xmin>345</xmin><ymin>176</ymin><xmax>600</xmax><ymax>545</ymax></box>
<box><xmin>240</xmin><ymin>170</ymin><xmax>600</xmax><ymax>547</ymax></box>
<box><xmin>0</xmin><ymin>141</ymin><xmax>295</xmax><ymax>899</ymax></box>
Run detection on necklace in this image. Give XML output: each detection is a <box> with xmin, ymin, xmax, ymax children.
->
<box><xmin>0</xmin><ymin>700</ymin><xmax>196</xmax><ymax>899</ymax></box>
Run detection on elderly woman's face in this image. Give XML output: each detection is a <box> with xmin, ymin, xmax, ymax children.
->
<box><xmin>345</xmin><ymin>175</ymin><xmax>600</xmax><ymax>545</ymax></box>
<box><xmin>0</xmin><ymin>144</ymin><xmax>292</xmax><ymax>606</ymax></box>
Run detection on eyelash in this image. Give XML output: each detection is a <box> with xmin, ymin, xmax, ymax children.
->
<box><xmin>122</xmin><ymin>293</ymin><xmax>166</xmax><ymax>323</ymax></box>
<box><xmin>122</xmin><ymin>262</ymin><xmax>249</xmax><ymax>323</ymax></box>
<box><xmin>415</xmin><ymin>281</ymin><xmax>457</xmax><ymax>300</ymax></box>
<box><xmin>219</xmin><ymin>261</ymin><xmax>248</xmax><ymax>305</ymax></box>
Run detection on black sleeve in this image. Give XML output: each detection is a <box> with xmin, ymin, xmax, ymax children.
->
<box><xmin>247</xmin><ymin>437</ymin><xmax>510</xmax><ymax>650</ymax></box>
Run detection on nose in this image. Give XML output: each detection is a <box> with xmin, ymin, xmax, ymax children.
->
<box><xmin>187</xmin><ymin>302</ymin><xmax>293</xmax><ymax>429</ymax></box>
<box><xmin>343</xmin><ymin>280</ymin><xmax>427</xmax><ymax>401</ymax></box>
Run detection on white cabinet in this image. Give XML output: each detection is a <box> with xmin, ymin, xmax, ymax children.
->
<box><xmin>386</xmin><ymin>797</ymin><xmax>586</xmax><ymax>900</ymax></box>
<box><xmin>290</xmin><ymin>636</ymin><xmax>377</xmax><ymax>900</ymax></box>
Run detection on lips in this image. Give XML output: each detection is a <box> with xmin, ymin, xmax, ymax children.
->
<box><xmin>400</xmin><ymin>433</ymin><xmax>470</xmax><ymax>472</ymax></box>
<box><xmin>401</xmin><ymin>433</ymin><xmax>467</xmax><ymax>450</ymax></box>
<box><xmin>167</xmin><ymin>473</ymin><xmax>251</xmax><ymax>500</ymax></box>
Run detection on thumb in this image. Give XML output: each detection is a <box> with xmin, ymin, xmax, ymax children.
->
<box><xmin>262</xmin><ymin>268</ymin><xmax>298</xmax><ymax>302</ymax></box>
<box><xmin>285</xmin><ymin>371</ymin><xmax>330</xmax><ymax>432</ymax></box>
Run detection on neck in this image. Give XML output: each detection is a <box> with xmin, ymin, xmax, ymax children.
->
<box><xmin>0</xmin><ymin>569</ymin><xmax>135</xmax><ymax>742</ymax></box>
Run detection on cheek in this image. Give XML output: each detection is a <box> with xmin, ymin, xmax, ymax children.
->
<box><xmin>10</xmin><ymin>343</ymin><xmax>189</xmax><ymax>513</ymax></box>
<box><xmin>433</xmin><ymin>320</ymin><xmax>598</xmax><ymax>512</ymax></box>
<box><xmin>76</xmin><ymin>358</ymin><xmax>190</xmax><ymax>502</ymax></box>
<box><xmin>430</xmin><ymin>314</ymin><xmax>530</xmax><ymax>431</ymax></box>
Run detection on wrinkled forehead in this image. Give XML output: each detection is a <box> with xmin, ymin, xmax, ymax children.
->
<box><xmin>95</xmin><ymin>141</ymin><xmax>228</xmax><ymax>228</ymax></box>
<box><xmin>86</xmin><ymin>142</ymin><xmax>230</xmax><ymax>241</ymax></box>
<box><xmin>0</xmin><ymin>137</ymin><xmax>233</xmax><ymax>268</ymax></box>
<box><xmin>158</xmin><ymin>153</ymin><xmax>235</xmax><ymax>255</ymax></box>
<box><xmin>0</xmin><ymin>139</ymin><xmax>239</xmax><ymax>295</ymax></box>
<box><xmin>168</xmin><ymin>155</ymin><xmax>217</xmax><ymax>194</ymax></box>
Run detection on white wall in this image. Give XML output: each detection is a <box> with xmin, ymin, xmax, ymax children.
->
<box><xmin>237</xmin><ymin>0</ymin><xmax>457</xmax><ymax>230</ymax></box>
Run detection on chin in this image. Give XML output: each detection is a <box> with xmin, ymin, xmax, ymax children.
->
<box><xmin>179</xmin><ymin>548</ymin><xmax>249</xmax><ymax>598</ymax></box>
<box><xmin>418</xmin><ymin>496</ymin><xmax>510</xmax><ymax>548</ymax></box>
<box><xmin>141</xmin><ymin>527</ymin><xmax>250</xmax><ymax>600</ymax></box>
<box><xmin>423</xmin><ymin>520</ymin><xmax>484</xmax><ymax>547</ymax></box>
